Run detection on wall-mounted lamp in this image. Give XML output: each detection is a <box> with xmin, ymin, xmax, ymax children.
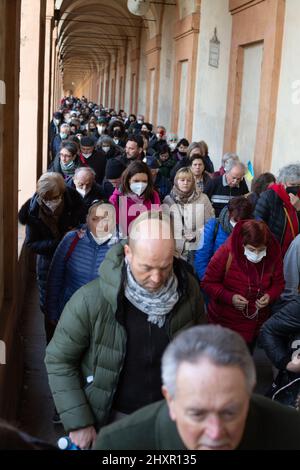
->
<box><xmin>209</xmin><ymin>27</ymin><xmax>220</xmax><ymax>68</ymax></box>
<box><xmin>127</xmin><ymin>0</ymin><xmax>151</xmax><ymax>16</ymax></box>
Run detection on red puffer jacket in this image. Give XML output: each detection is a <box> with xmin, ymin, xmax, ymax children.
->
<box><xmin>201</xmin><ymin>220</ymin><xmax>285</xmax><ymax>343</ymax></box>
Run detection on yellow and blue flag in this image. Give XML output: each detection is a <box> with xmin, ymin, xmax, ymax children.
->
<box><xmin>245</xmin><ymin>160</ymin><xmax>254</xmax><ymax>182</ymax></box>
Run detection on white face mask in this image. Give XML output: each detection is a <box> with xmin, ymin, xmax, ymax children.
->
<box><xmin>54</xmin><ymin>119</ymin><xmax>61</xmax><ymax>126</ymax></box>
<box><xmin>130</xmin><ymin>182</ymin><xmax>148</xmax><ymax>196</ymax></box>
<box><xmin>98</xmin><ymin>126</ymin><xmax>105</xmax><ymax>134</ymax></box>
<box><xmin>230</xmin><ymin>219</ymin><xmax>237</xmax><ymax>228</ymax></box>
<box><xmin>137</xmin><ymin>120</ymin><xmax>143</xmax><ymax>125</ymax></box>
<box><xmin>82</xmin><ymin>152</ymin><xmax>92</xmax><ymax>159</ymax></box>
<box><xmin>76</xmin><ymin>187</ymin><xmax>90</xmax><ymax>198</ymax></box>
<box><xmin>113</xmin><ymin>139</ymin><xmax>119</xmax><ymax>145</ymax></box>
<box><xmin>244</xmin><ymin>247</ymin><xmax>266</xmax><ymax>264</ymax></box>
<box><xmin>90</xmin><ymin>231</ymin><xmax>112</xmax><ymax>245</ymax></box>
<box><xmin>102</xmin><ymin>146</ymin><xmax>110</xmax><ymax>153</ymax></box>
<box><xmin>43</xmin><ymin>197</ymin><xmax>62</xmax><ymax>212</ymax></box>
<box><xmin>169</xmin><ymin>142</ymin><xmax>177</xmax><ymax>151</ymax></box>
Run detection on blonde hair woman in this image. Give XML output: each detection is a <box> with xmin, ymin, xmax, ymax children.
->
<box><xmin>163</xmin><ymin>167</ymin><xmax>215</xmax><ymax>263</ymax></box>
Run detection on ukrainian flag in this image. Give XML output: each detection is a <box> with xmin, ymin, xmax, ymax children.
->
<box><xmin>245</xmin><ymin>160</ymin><xmax>254</xmax><ymax>182</ymax></box>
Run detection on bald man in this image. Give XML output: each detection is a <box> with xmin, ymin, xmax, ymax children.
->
<box><xmin>45</xmin><ymin>211</ymin><xmax>204</xmax><ymax>449</ymax></box>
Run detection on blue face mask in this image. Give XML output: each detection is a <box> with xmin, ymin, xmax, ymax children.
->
<box><xmin>60</xmin><ymin>133</ymin><xmax>68</xmax><ymax>140</ymax></box>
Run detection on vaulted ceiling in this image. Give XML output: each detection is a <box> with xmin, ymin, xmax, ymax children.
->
<box><xmin>56</xmin><ymin>0</ymin><xmax>159</xmax><ymax>91</ymax></box>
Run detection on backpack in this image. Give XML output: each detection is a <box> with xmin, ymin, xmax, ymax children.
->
<box><xmin>212</xmin><ymin>219</ymin><xmax>220</xmax><ymax>245</ymax></box>
<box><xmin>64</xmin><ymin>229</ymin><xmax>86</xmax><ymax>262</ymax></box>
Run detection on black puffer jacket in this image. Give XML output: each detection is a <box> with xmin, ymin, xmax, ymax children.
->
<box><xmin>18</xmin><ymin>187</ymin><xmax>84</xmax><ymax>256</ymax></box>
<box><xmin>18</xmin><ymin>187</ymin><xmax>84</xmax><ymax>311</ymax></box>
<box><xmin>254</xmin><ymin>189</ymin><xmax>300</xmax><ymax>244</ymax></box>
<box><xmin>65</xmin><ymin>177</ymin><xmax>106</xmax><ymax>217</ymax></box>
<box><xmin>259</xmin><ymin>296</ymin><xmax>300</xmax><ymax>369</ymax></box>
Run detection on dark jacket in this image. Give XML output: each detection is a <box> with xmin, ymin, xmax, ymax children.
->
<box><xmin>18</xmin><ymin>187</ymin><xmax>84</xmax><ymax>257</ymax></box>
<box><xmin>95</xmin><ymin>395</ymin><xmax>300</xmax><ymax>450</ymax></box>
<box><xmin>204</xmin><ymin>175</ymin><xmax>249</xmax><ymax>217</ymax></box>
<box><xmin>203</xmin><ymin>155</ymin><xmax>214</xmax><ymax>174</ymax></box>
<box><xmin>79</xmin><ymin>151</ymin><xmax>107</xmax><ymax>185</ymax></box>
<box><xmin>51</xmin><ymin>134</ymin><xmax>63</xmax><ymax>158</ymax></box>
<box><xmin>154</xmin><ymin>172</ymin><xmax>172</xmax><ymax>201</ymax></box>
<box><xmin>48</xmin><ymin>121</ymin><xmax>60</xmax><ymax>157</ymax></box>
<box><xmin>45</xmin><ymin>242</ymin><xmax>204</xmax><ymax>432</ymax></box>
<box><xmin>254</xmin><ymin>188</ymin><xmax>300</xmax><ymax>246</ymax></box>
<box><xmin>48</xmin><ymin>154</ymin><xmax>80</xmax><ymax>179</ymax></box>
<box><xmin>202</xmin><ymin>220</ymin><xmax>285</xmax><ymax>343</ymax></box>
<box><xmin>157</xmin><ymin>155</ymin><xmax>177</xmax><ymax>179</ymax></box>
<box><xmin>96</xmin><ymin>146</ymin><xmax>124</xmax><ymax>161</ymax></box>
<box><xmin>18</xmin><ymin>188</ymin><xmax>84</xmax><ymax>311</ymax></box>
<box><xmin>259</xmin><ymin>295</ymin><xmax>300</xmax><ymax>369</ymax></box>
<box><xmin>118</xmin><ymin>153</ymin><xmax>144</xmax><ymax>168</ymax></box>
<box><xmin>152</xmin><ymin>139</ymin><xmax>168</xmax><ymax>154</ymax></box>
<box><xmin>65</xmin><ymin>177</ymin><xmax>106</xmax><ymax>217</ymax></box>
<box><xmin>101</xmin><ymin>179</ymin><xmax>115</xmax><ymax>199</ymax></box>
<box><xmin>170</xmin><ymin>157</ymin><xmax>190</xmax><ymax>182</ymax></box>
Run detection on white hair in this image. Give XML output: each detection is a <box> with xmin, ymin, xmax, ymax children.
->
<box><xmin>277</xmin><ymin>163</ymin><xmax>300</xmax><ymax>184</ymax></box>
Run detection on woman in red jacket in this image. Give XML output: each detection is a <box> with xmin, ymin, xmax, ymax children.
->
<box><xmin>202</xmin><ymin>220</ymin><xmax>284</xmax><ymax>351</ymax></box>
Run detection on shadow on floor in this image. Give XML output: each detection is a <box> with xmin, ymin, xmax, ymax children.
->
<box><xmin>18</xmin><ymin>273</ymin><xmax>63</xmax><ymax>446</ymax></box>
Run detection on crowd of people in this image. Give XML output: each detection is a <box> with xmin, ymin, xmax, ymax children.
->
<box><xmin>11</xmin><ymin>94</ymin><xmax>300</xmax><ymax>450</ymax></box>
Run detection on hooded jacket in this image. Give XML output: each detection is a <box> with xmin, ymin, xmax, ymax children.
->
<box><xmin>259</xmin><ymin>295</ymin><xmax>300</xmax><ymax>369</ymax></box>
<box><xmin>18</xmin><ymin>187</ymin><xmax>84</xmax><ymax>311</ymax></box>
<box><xmin>201</xmin><ymin>220</ymin><xmax>285</xmax><ymax>343</ymax></box>
<box><xmin>254</xmin><ymin>185</ymin><xmax>300</xmax><ymax>256</ymax></box>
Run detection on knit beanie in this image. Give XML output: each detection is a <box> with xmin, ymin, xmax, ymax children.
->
<box><xmin>105</xmin><ymin>158</ymin><xmax>126</xmax><ymax>179</ymax></box>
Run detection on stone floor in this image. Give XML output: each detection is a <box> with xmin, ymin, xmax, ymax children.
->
<box><xmin>18</xmin><ymin>273</ymin><xmax>274</xmax><ymax>446</ymax></box>
<box><xmin>18</xmin><ymin>273</ymin><xmax>63</xmax><ymax>446</ymax></box>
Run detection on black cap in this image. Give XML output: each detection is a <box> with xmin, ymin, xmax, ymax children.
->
<box><xmin>105</xmin><ymin>158</ymin><xmax>126</xmax><ymax>179</ymax></box>
<box><xmin>145</xmin><ymin>156</ymin><xmax>160</xmax><ymax>169</ymax></box>
<box><xmin>80</xmin><ymin>136</ymin><xmax>95</xmax><ymax>147</ymax></box>
<box><xmin>53</xmin><ymin>112</ymin><xmax>62</xmax><ymax>120</ymax></box>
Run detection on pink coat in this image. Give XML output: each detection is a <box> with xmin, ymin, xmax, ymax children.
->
<box><xmin>109</xmin><ymin>188</ymin><xmax>161</xmax><ymax>236</ymax></box>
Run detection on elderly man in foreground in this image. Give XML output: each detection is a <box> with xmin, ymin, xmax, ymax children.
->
<box><xmin>45</xmin><ymin>211</ymin><xmax>204</xmax><ymax>449</ymax></box>
<box><xmin>95</xmin><ymin>325</ymin><xmax>300</xmax><ymax>450</ymax></box>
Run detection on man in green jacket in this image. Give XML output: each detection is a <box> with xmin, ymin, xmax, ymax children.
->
<box><xmin>45</xmin><ymin>211</ymin><xmax>204</xmax><ymax>449</ymax></box>
<box><xmin>95</xmin><ymin>325</ymin><xmax>300</xmax><ymax>450</ymax></box>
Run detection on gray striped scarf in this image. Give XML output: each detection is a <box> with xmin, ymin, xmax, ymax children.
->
<box><xmin>124</xmin><ymin>260</ymin><xmax>179</xmax><ymax>328</ymax></box>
